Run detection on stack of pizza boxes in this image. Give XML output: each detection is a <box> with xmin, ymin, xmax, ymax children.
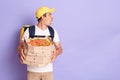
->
<box><xmin>23</xmin><ymin>37</ymin><xmax>54</xmax><ymax>67</ymax></box>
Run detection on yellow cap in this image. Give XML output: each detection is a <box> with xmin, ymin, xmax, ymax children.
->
<box><xmin>36</xmin><ymin>6</ymin><xmax>55</xmax><ymax>19</ymax></box>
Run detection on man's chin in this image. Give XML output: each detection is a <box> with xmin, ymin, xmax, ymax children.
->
<box><xmin>47</xmin><ymin>23</ymin><xmax>52</xmax><ymax>26</ymax></box>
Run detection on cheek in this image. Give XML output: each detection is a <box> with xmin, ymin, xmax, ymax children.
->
<box><xmin>47</xmin><ymin>18</ymin><xmax>52</xmax><ymax>22</ymax></box>
<box><xmin>44</xmin><ymin>18</ymin><xmax>51</xmax><ymax>24</ymax></box>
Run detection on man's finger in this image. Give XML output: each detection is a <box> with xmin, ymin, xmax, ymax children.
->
<box><xmin>21</xmin><ymin>49</ymin><xmax>25</xmax><ymax>59</ymax></box>
<box><xmin>20</xmin><ymin>56</ymin><xmax>24</xmax><ymax>63</ymax></box>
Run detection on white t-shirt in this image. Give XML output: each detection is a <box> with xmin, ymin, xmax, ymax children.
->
<box><xmin>22</xmin><ymin>25</ymin><xmax>60</xmax><ymax>72</ymax></box>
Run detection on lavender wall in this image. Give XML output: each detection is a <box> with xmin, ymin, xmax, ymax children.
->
<box><xmin>0</xmin><ymin>0</ymin><xmax>120</xmax><ymax>80</ymax></box>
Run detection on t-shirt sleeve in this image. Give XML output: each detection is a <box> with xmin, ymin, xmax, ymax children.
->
<box><xmin>53</xmin><ymin>29</ymin><xmax>60</xmax><ymax>42</ymax></box>
<box><xmin>21</xmin><ymin>28</ymin><xmax>29</xmax><ymax>41</ymax></box>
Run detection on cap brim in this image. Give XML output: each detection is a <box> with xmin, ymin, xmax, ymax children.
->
<box><xmin>48</xmin><ymin>8</ymin><xmax>55</xmax><ymax>13</ymax></box>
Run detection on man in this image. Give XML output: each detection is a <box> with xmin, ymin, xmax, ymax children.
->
<box><xmin>18</xmin><ymin>6</ymin><xmax>62</xmax><ymax>80</ymax></box>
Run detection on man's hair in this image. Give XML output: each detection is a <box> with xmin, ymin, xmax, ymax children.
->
<box><xmin>37</xmin><ymin>13</ymin><xmax>47</xmax><ymax>22</ymax></box>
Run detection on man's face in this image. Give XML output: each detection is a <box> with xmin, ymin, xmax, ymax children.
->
<box><xmin>43</xmin><ymin>12</ymin><xmax>53</xmax><ymax>26</ymax></box>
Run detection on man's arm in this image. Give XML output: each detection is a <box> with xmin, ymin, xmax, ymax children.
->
<box><xmin>51</xmin><ymin>42</ymin><xmax>63</xmax><ymax>62</ymax></box>
<box><xmin>17</xmin><ymin>41</ymin><xmax>25</xmax><ymax>63</ymax></box>
<box><xmin>17</xmin><ymin>28</ymin><xmax>29</xmax><ymax>63</ymax></box>
<box><xmin>54</xmin><ymin>42</ymin><xmax>63</xmax><ymax>55</ymax></box>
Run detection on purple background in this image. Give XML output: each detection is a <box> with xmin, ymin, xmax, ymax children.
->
<box><xmin>0</xmin><ymin>0</ymin><xmax>120</xmax><ymax>80</ymax></box>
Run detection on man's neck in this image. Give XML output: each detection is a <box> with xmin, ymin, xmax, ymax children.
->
<box><xmin>37</xmin><ymin>22</ymin><xmax>48</xmax><ymax>30</ymax></box>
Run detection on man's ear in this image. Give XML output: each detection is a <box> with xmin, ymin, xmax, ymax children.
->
<box><xmin>42</xmin><ymin>16</ymin><xmax>45</xmax><ymax>19</ymax></box>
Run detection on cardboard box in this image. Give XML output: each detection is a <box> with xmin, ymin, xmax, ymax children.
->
<box><xmin>23</xmin><ymin>38</ymin><xmax>54</xmax><ymax>67</ymax></box>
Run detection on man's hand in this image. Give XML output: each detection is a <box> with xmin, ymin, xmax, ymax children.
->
<box><xmin>51</xmin><ymin>42</ymin><xmax>63</xmax><ymax>62</ymax></box>
<box><xmin>19</xmin><ymin>49</ymin><xmax>25</xmax><ymax>63</ymax></box>
<box><xmin>17</xmin><ymin>42</ymin><xmax>25</xmax><ymax>63</ymax></box>
<box><xmin>51</xmin><ymin>49</ymin><xmax>58</xmax><ymax>62</ymax></box>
